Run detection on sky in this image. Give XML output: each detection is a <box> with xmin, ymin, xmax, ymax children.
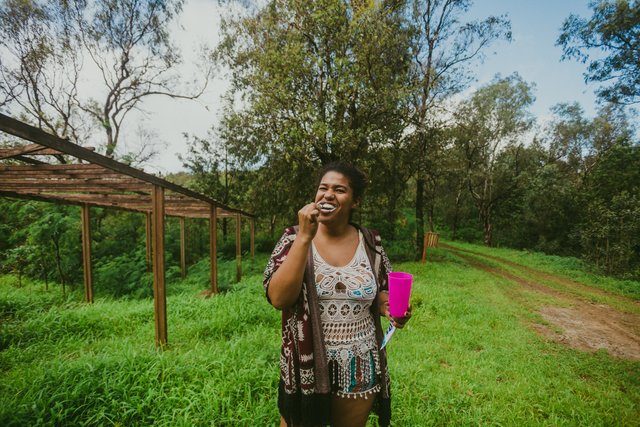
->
<box><xmin>128</xmin><ymin>0</ymin><xmax>601</xmax><ymax>174</ymax></box>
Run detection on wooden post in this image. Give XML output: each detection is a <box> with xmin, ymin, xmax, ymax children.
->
<box><xmin>236</xmin><ymin>213</ymin><xmax>242</xmax><ymax>283</ymax></box>
<box><xmin>421</xmin><ymin>232</ymin><xmax>440</xmax><ymax>263</ymax></box>
<box><xmin>250</xmin><ymin>218</ymin><xmax>255</xmax><ymax>259</ymax></box>
<box><xmin>152</xmin><ymin>185</ymin><xmax>167</xmax><ymax>348</ymax></box>
<box><xmin>145</xmin><ymin>212</ymin><xmax>152</xmax><ymax>272</ymax></box>
<box><xmin>180</xmin><ymin>217</ymin><xmax>186</xmax><ymax>279</ymax></box>
<box><xmin>81</xmin><ymin>204</ymin><xmax>93</xmax><ymax>303</ymax></box>
<box><xmin>209</xmin><ymin>205</ymin><xmax>218</xmax><ymax>294</ymax></box>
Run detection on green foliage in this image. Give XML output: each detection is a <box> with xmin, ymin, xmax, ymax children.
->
<box><xmin>0</xmin><ymin>199</ymin><xmax>266</xmax><ymax>297</ymax></box>
<box><xmin>487</xmin><ymin>103</ymin><xmax>639</xmax><ymax>279</ymax></box>
<box><xmin>93</xmin><ymin>247</ymin><xmax>154</xmax><ymax>298</ymax></box>
<box><xmin>579</xmin><ymin>191</ymin><xmax>640</xmax><ymax>278</ymax></box>
<box><xmin>558</xmin><ymin>0</ymin><xmax>640</xmax><ymax>105</ymax></box>
<box><xmin>213</xmin><ymin>0</ymin><xmax>413</xmax><ymax>235</ymax></box>
<box><xmin>452</xmin><ymin>73</ymin><xmax>535</xmax><ymax>246</ymax></box>
<box><xmin>0</xmin><ymin>202</ymin><xmax>101</xmax><ymax>290</ymax></box>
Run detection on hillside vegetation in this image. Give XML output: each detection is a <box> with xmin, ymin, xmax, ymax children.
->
<box><xmin>1</xmin><ymin>243</ymin><xmax>638</xmax><ymax>426</ymax></box>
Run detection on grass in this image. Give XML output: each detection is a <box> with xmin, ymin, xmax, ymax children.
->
<box><xmin>1</xmin><ymin>247</ymin><xmax>639</xmax><ymax>426</ymax></box>
<box><xmin>442</xmin><ymin>240</ymin><xmax>640</xmax><ymax>301</ymax></box>
<box><xmin>438</xmin><ymin>242</ymin><xmax>640</xmax><ymax>315</ymax></box>
<box><xmin>389</xmin><ymin>259</ymin><xmax>639</xmax><ymax>426</ymax></box>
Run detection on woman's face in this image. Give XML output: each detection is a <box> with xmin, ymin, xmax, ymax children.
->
<box><xmin>314</xmin><ymin>171</ymin><xmax>357</xmax><ymax>224</ymax></box>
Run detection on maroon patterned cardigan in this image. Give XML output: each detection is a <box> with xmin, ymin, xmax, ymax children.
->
<box><xmin>263</xmin><ymin>224</ymin><xmax>392</xmax><ymax>427</ymax></box>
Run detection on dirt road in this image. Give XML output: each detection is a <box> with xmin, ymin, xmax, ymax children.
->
<box><xmin>440</xmin><ymin>243</ymin><xmax>640</xmax><ymax>360</ymax></box>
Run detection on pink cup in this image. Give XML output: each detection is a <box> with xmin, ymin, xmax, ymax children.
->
<box><xmin>388</xmin><ymin>272</ymin><xmax>413</xmax><ymax>318</ymax></box>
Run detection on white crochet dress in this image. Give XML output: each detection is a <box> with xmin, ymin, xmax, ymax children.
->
<box><xmin>312</xmin><ymin>231</ymin><xmax>381</xmax><ymax>398</ymax></box>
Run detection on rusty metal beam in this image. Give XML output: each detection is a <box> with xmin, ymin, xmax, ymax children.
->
<box><xmin>152</xmin><ymin>185</ymin><xmax>167</xmax><ymax>348</ymax></box>
<box><xmin>236</xmin><ymin>213</ymin><xmax>242</xmax><ymax>283</ymax></box>
<box><xmin>180</xmin><ymin>217</ymin><xmax>186</xmax><ymax>279</ymax></box>
<box><xmin>0</xmin><ymin>143</ymin><xmax>48</xmax><ymax>159</ymax></box>
<box><xmin>0</xmin><ymin>112</ymin><xmax>254</xmax><ymax>218</ymax></box>
<box><xmin>81</xmin><ymin>204</ymin><xmax>94</xmax><ymax>303</ymax></box>
<box><xmin>0</xmin><ymin>163</ymin><xmax>105</xmax><ymax>172</ymax></box>
<box><xmin>146</xmin><ymin>212</ymin><xmax>152</xmax><ymax>272</ymax></box>
<box><xmin>0</xmin><ymin>182</ymin><xmax>152</xmax><ymax>192</ymax></box>
<box><xmin>210</xmin><ymin>204</ymin><xmax>218</xmax><ymax>294</ymax></box>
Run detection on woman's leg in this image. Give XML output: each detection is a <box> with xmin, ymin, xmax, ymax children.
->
<box><xmin>330</xmin><ymin>394</ymin><xmax>375</xmax><ymax>427</ymax></box>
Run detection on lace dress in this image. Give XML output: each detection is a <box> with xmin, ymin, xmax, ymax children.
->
<box><xmin>312</xmin><ymin>231</ymin><xmax>381</xmax><ymax>399</ymax></box>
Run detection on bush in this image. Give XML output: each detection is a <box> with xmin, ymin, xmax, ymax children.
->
<box><xmin>93</xmin><ymin>248</ymin><xmax>152</xmax><ymax>298</ymax></box>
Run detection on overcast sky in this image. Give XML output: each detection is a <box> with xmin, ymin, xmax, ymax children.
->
<box><xmin>133</xmin><ymin>0</ymin><xmax>600</xmax><ymax>174</ymax></box>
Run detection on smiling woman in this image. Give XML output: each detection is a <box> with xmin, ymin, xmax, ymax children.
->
<box><xmin>263</xmin><ymin>162</ymin><xmax>412</xmax><ymax>427</ymax></box>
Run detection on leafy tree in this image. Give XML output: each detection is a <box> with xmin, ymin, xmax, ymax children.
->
<box><xmin>0</xmin><ymin>0</ymin><xmax>88</xmax><ymax>149</ymax></box>
<box><xmin>180</xmin><ymin>126</ymin><xmax>246</xmax><ymax>239</ymax></box>
<box><xmin>1</xmin><ymin>0</ymin><xmax>207</xmax><ymax>161</ymax></box>
<box><xmin>580</xmin><ymin>136</ymin><xmax>640</xmax><ymax>277</ymax></box>
<box><xmin>69</xmin><ymin>0</ymin><xmax>207</xmax><ymax>157</ymax></box>
<box><xmin>214</xmin><ymin>0</ymin><xmax>412</xmax><ymax>231</ymax></box>
<box><xmin>558</xmin><ymin>0</ymin><xmax>640</xmax><ymax>105</ymax></box>
<box><xmin>544</xmin><ymin>102</ymin><xmax>633</xmax><ymax>184</ymax></box>
<box><xmin>0</xmin><ymin>201</ymin><xmax>82</xmax><ymax>294</ymax></box>
<box><xmin>404</xmin><ymin>0</ymin><xmax>511</xmax><ymax>257</ymax></box>
<box><xmin>453</xmin><ymin>73</ymin><xmax>535</xmax><ymax>246</ymax></box>
<box><xmin>5</xmin><ymin>246</ymin><xmax>31</xmax><ymax>286</ymax></box>
<box><xmin>580</xmin><ymin>191</ymin><xmax>640</xmax><ymax>276</ymax></box>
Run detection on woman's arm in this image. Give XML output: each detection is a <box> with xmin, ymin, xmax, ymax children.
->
<box><xmin>376</xmin><ymin>243</ymin><xmax>411</xmax><ymax>328</ymax></box>
<box><xmin>267</xmin><ymin>202</ymin><xmax>319</xmax><ymax>309</ymax></box>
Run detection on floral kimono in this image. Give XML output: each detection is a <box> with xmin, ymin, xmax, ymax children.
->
<box><xmin>263</xmin><ymin>224</ymin><xmax>392</xmax><ymax>427</ymax></box>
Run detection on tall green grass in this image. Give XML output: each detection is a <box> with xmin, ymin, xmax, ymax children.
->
<box><xmin>1</xmin><ymin>249</ymin><xmax>638</xmax><ymax>426</ymax></box>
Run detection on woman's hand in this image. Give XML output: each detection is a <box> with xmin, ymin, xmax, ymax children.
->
<box><xmin>297</xmin><ymin>202</ymin><xmax>320</xmax><ymax>242</ymax></box>
<box><xmin>268</xmin><ymin>202</ymin><xmax>319</xmax><ymax>310</ymax></box>
<box><xmin>391</xmin><ymin>304</ymin><xmax>412</xmax><ymax>328</ymax></box>
<box><xmin>379</xmin><ymin>293</ymin><xmax>412</xmax><ymax>328</ymax></box>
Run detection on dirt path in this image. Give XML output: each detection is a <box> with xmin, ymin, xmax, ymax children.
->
<box><xmin>440</xmin><ymin>243</ymin><xmax>640</xmax><ymax>360</ymax></box>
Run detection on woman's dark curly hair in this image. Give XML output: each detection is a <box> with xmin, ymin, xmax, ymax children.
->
<box><xmin>316</xmin><ymin>162</ymin><xmax>368</xmax><ymax>202</ymax></box>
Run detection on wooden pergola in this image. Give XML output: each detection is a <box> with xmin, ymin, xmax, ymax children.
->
<box><xmin>0</xmin><ymin>113</ymin><xmax>256</xmax><ymax>348</ymax></box>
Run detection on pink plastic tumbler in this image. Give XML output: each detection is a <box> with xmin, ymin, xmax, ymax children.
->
<box><xmin>388</xmin><ymin>272</ymin><xmax>413</xmax><ymax>318</ymax></box>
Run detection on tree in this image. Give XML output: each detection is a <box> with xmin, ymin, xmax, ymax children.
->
<box><xmin>70</xmin><ymin>0</ymin><xmax>207</xmax><ymax>157</ymax></box>
<box><xmin>404</xmin><ymin>0</ymin><xmax>511</xmax><ymax>258</ymax></box>
<box><xmin>214</xmin><ymin>0</ymin><xmax>412</xmax><ymax>229</ymax></box>
<box><xmin>578</xmin><ymin>107</ymin><xmax>639</xmax><ymax>277</ymax></box>
<box><xmin>557</xmin><ymin>0</ymin><xmax>640</xmax><ymax>105</ymax></box>
<box><xmin>1</xmin><ymin>0</ymin><xmax>207</xmax><ymax>161</ymax></box>
<box><xmin>0</xmin><ymin>0</ymin><xmax>88</xmax><ymax>147</ymax></box>
<box><xmin>453</xmin><ymin>73</ymin><xmax>534</xmax><ymax>246</ymax></box>
<box><xmin>180</xmin><ymin>124</ymin><xmax>243</xmax><ymax>240</ymax></box>
<box><xmin>544</xmin><ymin>102</ymin><xmax>633</xmax><ymax>184</ymax></box>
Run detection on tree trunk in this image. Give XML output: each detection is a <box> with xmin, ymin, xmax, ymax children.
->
<box><xmin>42</xmin><ymin>263</ymin><xmax>48</xmax><ymax>291</ymax></box>
<box><xmin>482</xmin><ymin>205</ymin><xmax>493</xmax><ymax>247</ymax></box>
<box><xmin>222</xmin><ymin>218</ymin><xmax>228</xmax><ymax>241</ymax></box>
<box><xmin>452</xmin><ymin>184</ymin><xmax>463</xmax><ymax>240</ymax></box>
<box><xmin>428</xmin><ymin>202</ymin><xmax>434</xmax><ymax>233</ymax></box>
<box><xmin>270</xmin><ymin>215</ymin><xmax>276</xmax><ymax>238</ymax></box>
<box><xmin>386</xmin><ymin>198</ymin><xmax>398</xmax><ymax>240</ymax></box>
<box><xmin>415</xmin><ymin>176</ymin><xmax>425</xmax><ymax>260</ymax></box>
<box><xmin>52</xmin><ymin>237</ymin><xmax>66</xmax><ymax>295</ymax></box>
<box><xmin>105</xmin><ymin>117</ymin><xmax>115</xmax><ymax>158</ymax></box>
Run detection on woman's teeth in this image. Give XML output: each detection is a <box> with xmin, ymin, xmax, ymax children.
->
<box><xmin>319</xmin><ymin>203</ymin><xmax>336</xmax><ymax>213</ymax></box>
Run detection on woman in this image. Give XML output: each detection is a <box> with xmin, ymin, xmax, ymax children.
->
<box><xmin>263</xmin><ymin>162</ymin><xmax>411</xmax><ymax>427</ymax></box>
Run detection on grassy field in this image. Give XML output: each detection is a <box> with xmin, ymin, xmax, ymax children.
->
<box><xmin>1</xmin><ymin>244</ymin><xmax>639</xmax><ymax>426</ymax></box>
